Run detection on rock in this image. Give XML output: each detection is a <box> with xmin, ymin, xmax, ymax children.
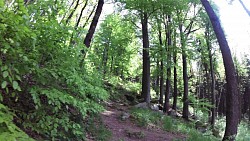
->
<box><xmin>120</xmin><ymin>112</ymin><xmax>130</xmax><ymax>121</ymax></box>
<box><xmin>150</xmin><ymin>104</ymin><xmax>159</xmax><ymax>111</ymax></box>
<box><xmin>134</xmin><ymin>102</ymin><xmax>149</xmax><ymax>109</ymax></box>
<box><xmin>168</xmin><ymin>110</ymin><xmax>177</xmax><ymax>117</ymax></box>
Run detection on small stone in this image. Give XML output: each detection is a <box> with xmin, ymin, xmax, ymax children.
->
<box><xmin>121</xmin><ymin>112</ymin><xmax>130</xmax><ymax>121</ymax></box>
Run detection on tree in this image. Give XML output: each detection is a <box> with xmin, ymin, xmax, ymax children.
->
<box><xmin>84</xmin><ymin>0</ymin><xmax>104</xmax><ymax>48</ymax></box>
<box><xmin>163</xmin><ymin>15</ymin><xmax>172</xmax><ymax>113</ymax></box>
<box><xmin>141</xmin><ymin>12</ymin><xmax>151</xmax><ymax>104</ymax></box>
<box><xmin>201</xmin><ymin>0</ymin><xmax>240</xmax><ymax>140</ymax></box>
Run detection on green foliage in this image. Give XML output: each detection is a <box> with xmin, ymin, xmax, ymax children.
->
<box><xmin>237</xmin><ymin>122</ymin><xmax>250</xmax><ymax>141</ymax></box>
<box><xmin>130</xmin><ymin>108</ymin><xmax>162</xmax><ymax>127</ymax></box>
<box><xmin>215</xmin><ymin>117</ymin><xmax>250</xmax><ymax>141</ymax></box>
<box><xmin>130</xmin><ymin>107</ymin><xmax>219</xmax><ymax>140</ymax></box>
<box><xmin>0</xmin><ymin>103</ymin><xmax>34</xmax><ymax>141</ymax></box>
<box><xmin>0</xmin><ymin>1</ymin><xmax>108</xmax><ymax>140</ymax></box>
<box><xmin>163</xmin><ymin>116</ymin><xmax>175</xmax><ymax>131</ymax></box>
<box><xmin>91</xmin><ymin>14</ymin><xmax>139</xmax><ymax>79</ymax></box>
<box><xmin>187</xmin><ymin>129</ymin><xmax>218</xmax><ymax>141</ymax></box>
<box><xmin>86</xmin><ymin>114</ymin><xmax>112</xmax><ymax>141</ymax></box>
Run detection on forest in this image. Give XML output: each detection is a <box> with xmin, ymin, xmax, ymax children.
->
<box><xmin>0</xmin><ymin>0</ymin><xmax>250</xmax><ymax>141</ymax></box>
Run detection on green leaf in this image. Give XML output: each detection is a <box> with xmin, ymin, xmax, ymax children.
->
<box><xmin>17</xmin><ymin>86</ymin><xmax>21</xmax><ymax>91</ymax></box>
<box><xmin>0</xmin><ymin>93</ymin><xmax>2</xmax><ymax>101</ymax></box>
<box><xmin>3</xmin><ymin>71</ymin><xmax>8</xmax><ymax>78</ymax></box>
<box><xmin>12</xmin><ymin>81</ymin><xmax>18</xmax><ymax>90</ymax></box>
<box><xmin>1</xmin><ymin>81</ymin><xmax>7</xmax><ymax>89</ymax></box>
<box><xmin>15</xmin><ymin>75</ymin><xmax>21</xmax><ymax>81</ymax></box>
<box><xmin>1</xmin><ymin>65</ymin><xmax>7</xmax><ymax>71</ymax></box>
<box><xmin>0</xmin><ymin>1</ymin><xmax>4</xmax><ymax>8</ymax></box>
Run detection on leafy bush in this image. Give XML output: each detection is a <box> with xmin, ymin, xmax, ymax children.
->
<box><xmin>130</xmin><ymin>107</ymin><xmax>219</xmax><ymax>141</ymax></box>
<box><xmin>0</xmin><ymin>103</ymin><xmax>34</xmax><ymax>141</ymax></box>
<box><xmin>86</xmin><ymin>114</ymin><xmax>112</xmax><ymax>141</ymax></box>
<box><xmin>0</xmin><ymin>1</ymin><xmax>108</xmax><ymax>140</ymax></box>
<box><xmin>130</xmin><ymin>108</ymin><xmax>162</xmax><ymax>127</ymax></box>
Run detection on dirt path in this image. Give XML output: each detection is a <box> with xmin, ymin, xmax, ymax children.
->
<box><xmin>101</xmin><ymin>101</ymin><xmax>186</xmax><ymax>141</ymax></box>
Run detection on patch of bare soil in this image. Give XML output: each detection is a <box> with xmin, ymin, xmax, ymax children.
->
<box><xmin>101</xmin><ymin>101</ymin><xmax>186</xmax><ymax>141</ymax></box>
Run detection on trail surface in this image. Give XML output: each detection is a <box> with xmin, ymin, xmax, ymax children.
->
<box><xmin>101</xmin><ymin>101</ymin><xmax>186</xmax><ymax>141</ymax></box>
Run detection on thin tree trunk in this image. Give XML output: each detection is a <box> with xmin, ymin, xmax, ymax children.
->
<box><xmin>179</xmin><ymin>23</ymin><xmax>189</xmax><ymax>120</ymax></box>
<box><xmin>201</xmin><ymin>0</ymin><xmax>240</xmax><ymax>140</ymax></box>
<box><xmin>84</xmin><ymin>0</ymin><xmax>104</xmax><ymax>48</ymax></box>
<box><xmin>66</xmin><ymin>0</ymin><xmax>81</xmax><ymax>24</ymax></box>
<box><xmin>239</xmin><ymin>0</ymin><xmax>250</xmax><ymax>17</ymax></box>
<box><xmin>172</xmin><ymin>32</ymin><xmax>178</xmax><ymax>111</ymax></box>
<box><xmin>141</xmin><ymin>12</ymin><xmax>151</xmax><ymax>104</ymax></box>
<box><xmin>155</xmin><ymin>59</ymin><xmax>160</xmax><ymax>96</ymax></box>
<box><xmin>164</xmin><ymin>15</ymin><xmax>172</xmax><ymax>113</ymax></box>
<box><xmin>82</xmin><ymin>4</ymin><xmax>97</xmax><ymax>29</ymax></box>
<box><xmin>205</xmin><ymin>22</ymin><xmax>216</xmax><ymax>127</ymax></box>
<box><xmin>60</xmin><ymin>0</ymin><xmax>75</xmax><ymax>24</ymax></box>
<box><xmin>157</xmin><ymin>18</ymin><xmax>164</xmax><ymax>105</ymax></box>
<box><xmin>159</xmin><ymin>61</ymin><xmax>164</xmax><ymax>104</ymax></box>
<box><xmin>69</xmin><ymin>1</ymin><xmax>88</xmax><ymax>45</ymax></box>
<box><xmin>75</xmin><ymin>1</ymin><xmax>88</xmax><ymax>28</ymax></box>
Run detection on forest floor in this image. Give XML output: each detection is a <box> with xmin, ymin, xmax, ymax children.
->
<box><xmin>99</xmin><ymin>100</ymin><xmax>186</xmax><ymax>141</ymax></box>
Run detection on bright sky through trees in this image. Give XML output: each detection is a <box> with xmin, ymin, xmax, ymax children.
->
<box><xmin>214</xmin><ymin>0</ymin><xmax>250</xmax><ymax>58</ymax></box>
<box><xmin>102</xmin><ymin>0</ymin><xmax>250</xmax><ymax>59</ymax></box>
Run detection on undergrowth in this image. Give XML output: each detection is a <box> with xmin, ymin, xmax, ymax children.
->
<box><xmin>0</xmin><ymin>103</ymin><xmax>34</xmax><ymax>141</ymax></box>
<box><xmin>86</xmin><ymin>114</ymin><xmax>112</xmax><ymax>141</ymax></box>
<box><xmin>130</xmin><ymin>107</ymin><xmax>219</xmax><ymax>141</ymax></box>
<box><xmin>0</xmin><ymin>2</ymin><xmax>108</xmax><ymax>140</ymax></box>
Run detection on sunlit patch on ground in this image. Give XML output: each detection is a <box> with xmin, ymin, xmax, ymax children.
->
<box><xmin>102</xmin><ymin>110</ymin><xmax>115</xmax><ymax>116</ymax></box>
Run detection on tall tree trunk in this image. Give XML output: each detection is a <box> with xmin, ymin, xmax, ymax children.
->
<box><xmin>141</xmin><ymin>12</ymin><xmax>151</xmax><ymax>104</ymax></box>
<box><xmin>179</xmin><ymin>23</ymin><xmax>189</xmax><ymax>120</ymax></box>
<box><xmin>164</xmin><ymin>15</ymin><xmax>172</xmax><ymax>113</ymax></box>
<box><xmin>84</xmin><ymin>0</ymin><xmax>104</xmax><ymax>48</ymax></box>
<box><xmin>205</xmin><ymin>22</ymin><xmax>216</xmax><ymax>127</ymax></box>
<box><xmin>201</xmin><ymin>0</ymin><xmax>240</xmax><ymax>140</ymax></box>
<box><xmin>172</xmin><ymin>32</ymin><xmax>178</xmax><ymax>111</ymax></box>
<box><xmin>157</xmin><ymin>18</ymin><xmax>164</xmax><ymax>105</ymax></box>
<box><xmin>159</xmin><ymin>61</ymin><xmax>164</xmax><ymax>104</ymax></box>
<box><xmin>155</xmin><ymin>59</ymin><xmax>160</xmax><ymax>96</ymax></box>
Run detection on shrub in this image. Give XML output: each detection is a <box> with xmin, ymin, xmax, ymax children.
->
<box><xmin>0</xmin><ymin>2</ymin><xmax>109</xmax><ymax>140</ymax></box>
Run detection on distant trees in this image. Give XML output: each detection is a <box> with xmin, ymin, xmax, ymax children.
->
<box><xmin>2</xmin><ymin>0</ymin><xmax>249</xmax><ymax>140</ymax></box>
<box><xmin>91</xmin><ymin>14</ymin><xmax>137</xmax><ymax>78</ymax></box>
